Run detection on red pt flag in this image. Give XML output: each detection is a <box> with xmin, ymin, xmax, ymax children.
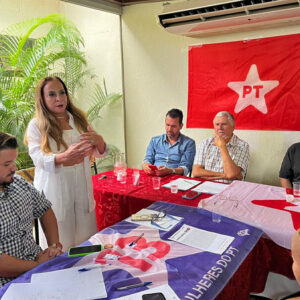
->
<box><xmin>187</xmin><ymin>34</ymin><xmax>300</xmax><ymax>130</ymax></box>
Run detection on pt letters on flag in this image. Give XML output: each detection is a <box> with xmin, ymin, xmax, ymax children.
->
<box><xmin>187</xmin><ymin>34</ymin><xmax>300</xmax><ymax>130</ymax></box>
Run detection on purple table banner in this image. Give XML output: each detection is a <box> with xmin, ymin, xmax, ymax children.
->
<box><xmin>0</xmin><ymin>202</ymin><xmax>262</xmax><ymax>300</ymax></box>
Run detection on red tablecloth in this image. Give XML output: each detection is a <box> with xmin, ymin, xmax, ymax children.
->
<box><xmin>92</xmin><ymin>169</ymin><xmax>294</xmax><ymax>299</ymax></box>
<box><xmin>92</xmin><ymin>169</ymin><xmax>210</xmax><ymax>230</ymax></box>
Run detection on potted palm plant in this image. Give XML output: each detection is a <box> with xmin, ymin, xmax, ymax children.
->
<box><xmin>0</xmin><ymin>14</ymin><xmax>122</xmax><ymax>170</ymax></box>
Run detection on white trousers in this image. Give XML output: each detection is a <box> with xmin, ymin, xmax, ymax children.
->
<box><xmin>39</xmin><ymin>163</ymin><xmax>97</xmax><ymax>251</ymax></box>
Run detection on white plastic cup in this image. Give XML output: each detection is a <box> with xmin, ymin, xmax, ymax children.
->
<box><xmin>293</xmin><ymin>182</ymin><xmax>300</xmax><ymax>199</ymax></box>
<box><xmin>212</xmin><ymin>212</ymin><xmax>221</xmax><ymax>223</ymax></box>
<box><xmin>211</xmin><ymin>202</ymin><xmax>221</xmax><ymax>222</ymax></box>
<box><xmin>133</xmin><ymin>170</ymin><xmax>140</xmax><ymax>177</ymax></box>
<box><xmin>132</xmin><ymin>171</ymin><xmax>140</xmax><ymax>186</ymax></box>
<box><xmin>170</xmin><ymin>181</ymin><xmax>178</xmax><ymax>194</ymax></box>
<box><xmin>152</xmin><ymin>177</ymin><xmax>161</xmax><ymax>190</ymax></box>
<box><xmin>286</xmin><ymin>194</ymin><xmax>295</xmax><ymax>203</ymax></box>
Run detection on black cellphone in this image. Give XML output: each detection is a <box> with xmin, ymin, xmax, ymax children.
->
<box><xmin>68</xmin><ymin>244</ymin><xmax>103</xmax><ymax>257</ymax></box>
<box><xmin>142</xmin><ymin>293</ymin><xmax>166</xmax><ymax>300</ymax></box>
<box><xmin>182</xmin><ymin>191</ymin><xmax>200</xmax><ymax>200</ymax></box>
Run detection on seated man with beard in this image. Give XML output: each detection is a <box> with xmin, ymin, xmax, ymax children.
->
<box><xmin>0</xmin><ymin>132</ymin><xmax>62</xmax><ymax>287</ymax></box>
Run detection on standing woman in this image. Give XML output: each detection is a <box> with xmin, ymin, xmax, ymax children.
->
<box><xmin>25</xmin><ymin>76</ymin><xmax>108</xmax><ymax>251</ymax></box>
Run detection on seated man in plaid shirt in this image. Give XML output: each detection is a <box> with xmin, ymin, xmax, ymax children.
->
<box><xmin>0</xmin><ymin>132</ymin><xmax>62</xmax><ymax>287</ymax></box>
<box><xmin>192</xmin><ymin>111</ymin><xmax>249</xmax><ymax>183</ymax></box>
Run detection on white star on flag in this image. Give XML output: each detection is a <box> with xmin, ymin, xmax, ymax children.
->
<box><xmin>228</xmin><ymin>64</ymin><xmax>279</xmax><ymax>114</ymax></box>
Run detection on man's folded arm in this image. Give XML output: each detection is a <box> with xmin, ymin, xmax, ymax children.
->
<box><xmin>192</xmin><ymin>164</ymin><xmax>225</xmax><ymax>179</ymax></box>
<box><xmin>155</xmin><ymin>166</ymin><xmax>184</xmax><ymax>176</ymax></box>
<box><xmin>219</xmin><ymin>145</ymin><xmax>243</xmax><ymax>180</ymax></box>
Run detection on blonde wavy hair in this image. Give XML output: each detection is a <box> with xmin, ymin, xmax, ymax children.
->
<box><xmin>25</xmin><ymin>76</ymin><xmax>89</xmax><ymax>153</ymax></box>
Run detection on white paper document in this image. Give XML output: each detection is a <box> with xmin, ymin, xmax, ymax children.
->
<box><xmin>168</xmin><ymin>224</ymin><xmax>234</xmax><ymax>254</ymax></box>
<box><xmin>127</xmin><ymin>208</ymin><xmax>182</xmax><ymax>231</ymax></box>
<box><xmin>3</xmin><ymin>265</ymin><xmax>107</xmax><ymax>300</ymax></box>
<box><xmin>112</xmin><ymin>284</ymin><xmax>180</xmax><ymax>300</ymax></box>
<box><xmin>2</xmin><ymin>283</ymin><xmax>40</xmax><ymax>300</ymax></box>
<box><xmin>192</xmin><ymin>181</ymin><xmax>229</xmax><ymax>194</ymax></box>
<box><xmin>162</xmin><ymin>178</ymin><xmax>201</xmax><ymax>191</ymax></box>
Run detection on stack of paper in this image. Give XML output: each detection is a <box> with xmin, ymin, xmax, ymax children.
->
<box><xmin>162</xmin><ymin>178</ymin><xmax>201</xmax><ymax>191</ymax></box>
<box><xmin>192</xmin><ymin>181</ymin><xmax>228</xmax><ymax>194</ymax></box>
<box><xmin>3</xmin><ymin>265</ymin><xmax>107</xmax><ymax>300</ymax></box>
<box><xmin>169</xmin><ymin>224</ymin><xmax>234</xmax><ymax>255</ymax></box>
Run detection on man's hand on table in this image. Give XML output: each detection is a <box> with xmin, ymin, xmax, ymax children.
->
<box><xmin>35</xmin><ymin>247</ymin><xmax>62</xmax><ymax>265</ymax></box>
<box><xmin>45</xmin><ymin>245</ymin><xmax>63</xmax><ymax>257</ymax></box>
<box><xmin>143</xmin><ymin>164</ymin><xmax>180</xmax><ymax>177</ymax></box>
<box><xmin>155</xmin><ymin>166</ymin><xmax>172</xmax><ymax>177</ymax></box>
<box><xmin>142</xmin><ymin>163</ymin><xmax>155</xmax><ymax>175</ymax></box>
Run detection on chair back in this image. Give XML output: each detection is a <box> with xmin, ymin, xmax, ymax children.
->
<box><xmin>16</xmin><ymin>167</ymin><xmax>35</xmax><ymax>184</ymax></box>
<box><xmin>90</xmin><ymin>156</ymin><xmax>98</xmax><ymax>174</ymax></box>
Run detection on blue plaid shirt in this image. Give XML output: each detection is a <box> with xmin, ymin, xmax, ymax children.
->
<box><xmin>143</xmin><ymin>133</ymin><xmax>195</xmax><ymax>176</ymax></box>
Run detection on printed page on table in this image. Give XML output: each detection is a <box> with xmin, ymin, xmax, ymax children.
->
<box><xmin>169</xmin><ymin>224</ymin><xmax>234</xmax><ymax>255</ymax></box>
<box><xmin>162</xmin><ymin>178</ymin><xmax>201</xmax><ymax>191</ymax></box>
<box><xmin>192</xmin><ymin>181</ymin><xmax>229</xmax><ymax>194</ymax></box>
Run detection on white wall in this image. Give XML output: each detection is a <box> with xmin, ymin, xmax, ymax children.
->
<box><xmin>0</xmin><ymin>0</ymin><xmax>125</xmax><ymax>157</ymax></box>
<box><xmin>121</xmin><ymin>2</ymin><xmax>299</xmax><ymax>186</ymax></box>
<box><xmin>59</xmin><ymin>2</ymin><xmax>125</xmax><ymax>154</ymax></box>
<box><xmin>0</xmin><ymin>0</ymin><xmax>59</xmax><ymax>25</ymax></box>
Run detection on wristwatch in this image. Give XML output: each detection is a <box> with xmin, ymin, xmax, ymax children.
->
<box><xmin>172</xmin><ymin>169</ymin><xmax>176</xmax><ymax>174</ymax></box>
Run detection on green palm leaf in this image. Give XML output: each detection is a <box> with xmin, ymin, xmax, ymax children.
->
<box><xmin>0</xmin><ymin>14</ymin><xmax>90</xmax><ymax>169</ymax></box>
<box><xmin>87</xmin><ymin>79</ymin><xmax>122</xmax><ymax>123</ymax></box>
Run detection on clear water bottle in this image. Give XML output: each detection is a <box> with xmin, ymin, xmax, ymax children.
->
<box><xmin>114</xmin><ymin>153</ymin><xmax>126</xmax><ymax>180</ymax></box>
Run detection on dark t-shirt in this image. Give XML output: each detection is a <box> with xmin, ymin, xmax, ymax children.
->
<box><xmin>279</xmin><ymin>143</ymin><xmax>300</xmax><ymax>183</ymax></box>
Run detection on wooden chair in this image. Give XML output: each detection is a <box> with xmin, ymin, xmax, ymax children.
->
<box><xmin>16</xmin><ymin>167</ymin><xmax>35</xmax><ymax>184</ymax></box>
<box><xmin>15</xmin><ymin>167</ymin><xmax>39</xmax><ymax>245</ymax></box>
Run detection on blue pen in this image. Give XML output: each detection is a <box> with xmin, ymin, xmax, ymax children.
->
<box><xmin>116</xmin><ymin>281</ymin><xmax>152</xmax><ymax>291</ymax></box>
<box><xmin>129</xmin><ymin>233</ymin><xmax>144</xmax><ymax>247</ymax></box>
<box><xmin>78</xmin><ymin>265</ymin><xmax>103</xmax><ymax>272</ymax></box>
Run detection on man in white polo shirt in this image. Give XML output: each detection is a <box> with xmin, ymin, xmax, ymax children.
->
<box><xmin>192</xmin><ymin>111</ymin><xmax>249</xmax><ymax>183</ymax></box>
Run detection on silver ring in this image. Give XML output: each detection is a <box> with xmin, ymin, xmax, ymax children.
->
<box><xmin>90</xmin><ymin>139</ymin><xmax>94</xmax><ymax>144</ymax></box>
